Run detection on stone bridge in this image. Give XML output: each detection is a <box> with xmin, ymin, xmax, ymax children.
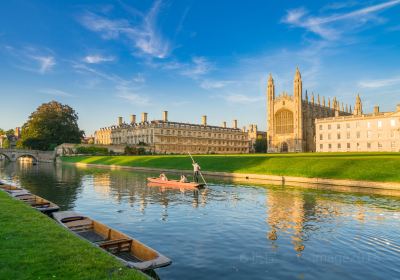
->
<box><xmin>0</xmin><ymin>148</ymin><xmax>55</xmax><ymax>163</ymax></box>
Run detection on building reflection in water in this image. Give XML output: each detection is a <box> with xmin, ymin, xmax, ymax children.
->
<box><xmin>265</xmin><ymin>187</ymin><xmax>386</xmax><ymax>255</ymax></box>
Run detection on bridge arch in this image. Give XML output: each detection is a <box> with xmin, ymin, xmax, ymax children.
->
<box><xmin>16</xmin><ymin>154</ymin><xmax>39</xmax><ymax>163</ymax></box>
<box><xmin>0</xmin><ymin>152</ymin><xmax>11</xmax><ymax>161</ymax></box>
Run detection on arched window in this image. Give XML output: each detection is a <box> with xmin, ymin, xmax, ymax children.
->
<box><xmin>275</xmin><ymin>110</ymin><xmax>294</xmax><ymax>134</ymax></box>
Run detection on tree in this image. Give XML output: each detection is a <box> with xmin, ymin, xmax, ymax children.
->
<box><xmin>254</xmin><ymin>138</ymin><xmax>267</xmax><ymax>153</ymax></box>
<box><xmin>20</xmin><ymin>101</ymin><xmax>84</xmax><ymax>151</ymax></box>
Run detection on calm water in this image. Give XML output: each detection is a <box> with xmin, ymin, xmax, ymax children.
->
<box><xmin>1</xmin><ymin>161</ymin><xmax>400</xmax><ymax>280</ymax></box>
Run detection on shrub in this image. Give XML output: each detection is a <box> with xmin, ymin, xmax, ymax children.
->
<box><xmin>75</xmin><ymin>146</ymin><xmax>109</xmax><ymax>155</ymax></box>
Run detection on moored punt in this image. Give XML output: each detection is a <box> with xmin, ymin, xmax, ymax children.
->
<box><xmin>53</xmin><ymin>211</ymin><xmax>172</xmax><ymax>271</ymax></box>
<box><xmin>11</xmin><ymin>191</ymin><xmax>60</xmax><ymax>214</ymax></box>
<box><xmin>147</xmin><ymin>177</ymin><xmax>205</xmax><ymax>189</ymax></box>
<box><xmin>0</xmin><ymin>184</ymin><xmax>24</xmax><ymax>193</ymax></box>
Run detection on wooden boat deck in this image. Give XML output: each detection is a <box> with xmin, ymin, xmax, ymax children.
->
<box><xmin>53</xmin><ymin>211</ymin><xmax>172</xmax><ymax>270</ymax></box>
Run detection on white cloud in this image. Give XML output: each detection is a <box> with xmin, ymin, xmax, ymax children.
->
<box><xmin>359</xmin><ymin>76</ymin><xmax>400</xmax><ymax>88</ymax></box>
<box><xmin>200</xmin><ymin>79</ymin><xmax>234</xmax><ymax>90</ymax></box>
<box><xmin>38</xmin><ymin>88</ymin><xmax>73</xmax><ymax>97</ymax></box>
<box><xmin>78</xmin><ymin>0</ymin><xmax>170</xmax><ymax>59</ymax></box>
<box><xmin>116</xmin><ymin>86</ymin><xmax>149</xmax><ymax>105</ymax></box>
<box><xmin>282</xmin><ymin>0</ymin><xmax>400</xmax><ymax>40</ymax></box>
<box><xmin>223</xmin><ymin>93</ymin><xmax>264</xmax><ymax>104</ymax></box>
<box><xmin>181</xmin><ymin>56</ymin><xmax>213</xmax><ymax>79</ymax></box>
<box><xmin>84</xmin><ymin>55</ymin><xmax>115</xmax><ymax>64</ymax></box>
<box><xmin>31</xmin><ymin>55</ymin><xmax>56</xmax><ymax>73</ymax></box>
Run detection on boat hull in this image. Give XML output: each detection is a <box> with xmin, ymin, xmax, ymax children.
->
<box><xmin>53</xmin><ymin>211</ymin><xmax>172</xmax><ymax>271</ymax></box>
<box><xmin>147</xmin><ymin>177</ymin><xmax>204</xmax><ymax>189</ymax></box>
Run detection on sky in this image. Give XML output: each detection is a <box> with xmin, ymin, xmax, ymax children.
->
<box><xmin>0</xmin><ymin>0</ymin><xmax>400</xmax><ymax>135</ymax></box>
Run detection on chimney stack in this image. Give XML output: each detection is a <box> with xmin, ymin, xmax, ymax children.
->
<box><xmin>202</xmin><ymin>115</ymin><xmax>207</xmax><ymax>126</ymax></box>
<box><xmin>374</xmin><ymin>106</ymin><xmax>380</xmax><ymax>115</ymax></box>
<box><xmin>222</xmin><ymin>121</ymin><xmax>227</xmax><ymax>128</ymax></box>
<box><xmin>130</xmin><ymin>114</ymin><xmax>136</xmax><ymax>124</ymax></box>
<box><xmin>233</xmin><ymin>119</ymin><xmax>238</xmax><ymax>129</ymax></box>
<box><xmin>141</xmin><ymin>112</ymin><xmax>148</xmax><ymax>123</ymax></box>
<box><xmin>118</xmin><ymin>117</ymin><xmax>123</xmax><ymax>126</ymax></box>
<box><xmin>163</xmin><ymin>111</ymin><xmax>168</xmax><ymax>122</ymax></box>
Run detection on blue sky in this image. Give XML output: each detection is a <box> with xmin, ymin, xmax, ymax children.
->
<box><xmin>1</xmin><ymin>0</ymin><xmax>400</xmax><ymax>135</ymax></box>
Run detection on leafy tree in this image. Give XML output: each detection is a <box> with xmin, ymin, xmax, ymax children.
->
<box><xmin>254</xmin><ymin>138</ymin><xmax>267</xmax><ymax>153</ymax></box>
<box><xmin>2</xmin><ymin>138</ymin><xmax>10</xmax><ymax>149</ymax></box>
<box><xmin>20</xmin><ymin>101</ymin><xmax>84</xmax><ymax>151</ymax></box>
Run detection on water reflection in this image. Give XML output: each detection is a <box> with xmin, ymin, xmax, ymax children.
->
<box><xmin>1</xmin><ymin>161</ymin><xmax>400</xmax><ymax>280</ymax></box>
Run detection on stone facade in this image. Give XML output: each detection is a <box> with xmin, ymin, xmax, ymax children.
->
<box><xmin>95</xmin><ymin>112</ymin><xmax>250</xmax><ymax>154</ymax></box>
<box><xmin>247</xmin><ymin>124</ymin><xmax>267</xmax><ymax>152</ymax></box>
<box><xmin>267</xmin><ymin>68</ymin><xmax>351</xmax><ymax>152</ymax></box>
<box><xmin>316</xmin><ymin>102</ymin><xmax>400</xmax><ymax>152</ymax></box>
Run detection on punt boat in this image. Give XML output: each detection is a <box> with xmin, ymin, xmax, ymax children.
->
<box><xmin>11</xmin><ymin>191</ymin><xmax>60</xmax><ymax>214</ymax></box>
<box><xmin>0</xmin><ymin>184</ymin><xmax>24</xmax><ymax>193</ymax></box>
<box><xmin>147</xmin><ymin>177</ymin><xmax>204</xmax><ymax>189</ymax></box>
<box><xmin>53</xmin><ymin>211</ymin><xmax>172</xmax><ymax>271</ymax></box>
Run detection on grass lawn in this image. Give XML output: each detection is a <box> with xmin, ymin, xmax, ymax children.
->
<box><xmin>0</xmin><ymin>191</ymin><xmax>147</xmax><ymax>280</ymax></box>
<box><xmin>61</xmin><ymin>152</ymin><xmax>400</xmax><ymax>183</ymax></box>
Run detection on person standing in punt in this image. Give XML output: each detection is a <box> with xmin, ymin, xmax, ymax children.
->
<box><xmin>192</xmin><ymin>162</ymin><xmax>201</xmax><ymax>183</ymax></box>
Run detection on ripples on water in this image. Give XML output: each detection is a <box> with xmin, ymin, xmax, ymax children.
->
<box><xmin>1</xmin><ymin>161</ymin><xmax>400</xmax><ymax>280</ymax></box>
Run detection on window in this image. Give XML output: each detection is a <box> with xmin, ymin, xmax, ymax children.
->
<box><xmin>367</xmin><ymin>143</ymin><xmax>371</xmax><ymax>149</ymax></box>
<box><xmin>356</xmin><ymin>121</ymin><xmax>360</xmax><ymax>128</ymax></box>
<box><xmin>356</xmin><ymin>131</ymin><xmax>360</xmax><ymax>138</ymax></box>
<box><xmin>320</xmin><ymin>144</ymin><xmax>323</xmax><ymax>149</ymax></box>
<box><xmin>378</xmin><ymin>142</ymin><xmax>382</xmax><ymax>149</ymax></box>
<box><xmin>346</xmin><ymin>123</ymin><xmax>350</xmax><ymax>129</ymax></box>
<box><xmin>275</xmin><ymin>110</ymin><xmax>294</xmax><ymax>134</ymax></box>
<box><xmin>337</xmin><ymin>133</ymin><xmax>341</xmax><ymax>140</ymax></box>
<box><xmin>391</xmin><ymin>119</ymin><xmax>396</xmax><ymax>127</ymax></box>
<box><xmin>347</xmin><ymin>143</ymin><xmax>350</xmax><ymax>149</ymax></box>
<box><xmin>328</xmin><ymin>124</ymin><xmax>331</xmax><ymax>130</ymax></box>
<box><xmin>347</xmin><ymin>132</ymin><xmax>350</xmax><ymax>139</ymax></box>
<box><xmin>378</xmin><ymin>132</ymin><xmax>382</xmax><ymax>138</ymax></box>
<box><xmin>367</xmin><ymin>131</ymin><xmax>371</xmax><ymax>138</ymax></box>
<box><xmin>391</xmin><ymin>142</ymin><xmax>396</xmax><ymax>150</ymax></box>
<box><xmin>338</xmin><ymin>143</ymin><xmax>341</xmax><ymax>149</ymax></box>
<box><xmin>328</xmin><ymin>144</ymin><xmax>332</xmax><ymax>149</ymax></box>
<box><xmin>320</xmin><ymin>134</ymin><xmax>323</xmax><ymax>140</ymax></box>
<box><xmin>337</xmin><ymin>124</ymin><xmax>341</xmax><ymax>129</ymax></box>
<box><xmin>319</xmin><ymin>125</ymin><xmax>323</xmax><ymax>130</ymax></box>
<box><xmin>378</xmin><ymin>120</ymin><xmax>382</xmax><ymax>128</ymax></box>
<box><xmin>367</xmin><ymin>122</ymin><xmax>371</xmax><ymax>128</ymax></box>
<box><xmin>328</xmin><ymin>133</ymin><xmax>331</xmax><ymax>140</ymax></box>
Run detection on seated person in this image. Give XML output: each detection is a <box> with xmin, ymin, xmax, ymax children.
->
<box><xmin>159</xmin><ymin>173</ymin><xmax>168</xmax><ymax>181</ymax></box>
<box><xmin>180</xmin><ymin>174</ymin><xmax>188</xmax><ymax>183</ymax></box>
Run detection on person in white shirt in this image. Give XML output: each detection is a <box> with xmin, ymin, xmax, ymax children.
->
<box><xmin>192</xmin><ymin>162</ymin><xmax>201</xmax><ymax>183</ymax></box>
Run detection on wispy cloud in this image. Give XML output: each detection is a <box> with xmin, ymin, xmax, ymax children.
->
<box><xmin>223</xmin><ymin>93</ymin><xmax>264</xmax><ymax>104</ymax></box>
<box><xmin>1</xmin><ymin>45</ymin><xmax>56</xmax><ymax>74</ymax></box>
<box><xmin>180</xmin><ymin>56</ymin><xmax>213</xmax><ymax>79</ymax></box>
<box><xmin>38</xmin><ymin>88</ymin><xmax>73</xmax><ymax>97</ymax></box>
<box><xmin>116</xmin><ymin>85</ymin><xmax>149</xmax><ymax>105</ymax></box>
<box><xmin>31</xmin><ymin>55</ymin><xmax>56</xmax><ymax>73</ymax></box>
<box><xmin>282</xmin><ymin>0</ymin><xmax>400</xmax><ymax>40</ymax></box>
<box><xmin>78</xmin><ymin>0</ymin><xmax>170</xmax><ymax>59</ymax></box>
<box><xmin>359</xmin><ymin>75</ymin><xmax>400</xmax><ymax>88</ymax></box>
<box><xmin>200</xmin><ymin>79</ymin><xmax>234</xmax><ymax>90</ymax></box>
<box><xmin>84</xmin><ymin>54</ymin><xmax>115</xmax><ymax>64</ymax></box>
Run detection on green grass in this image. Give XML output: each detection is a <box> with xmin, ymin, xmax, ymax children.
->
<box><xmin>61</xmin><ymin>152</ymin><xmax>400</xmax><ymax>183</ymax></box>
<box><xmin>0</xmin><ymin>191</ymin><xmax>147</xmax><ymax>280</ymax></box>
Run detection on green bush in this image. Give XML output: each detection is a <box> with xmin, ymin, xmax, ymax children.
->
<box><xmin>75</xmin><ymin>146</ymin><xmax>109</xmax><ymax>155</ymax></box>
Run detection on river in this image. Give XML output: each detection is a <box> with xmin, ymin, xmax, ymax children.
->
<box><xmin>1</xmin><ymin>161</ymin><xmax>399</xmax><ymax>280</ymax></box>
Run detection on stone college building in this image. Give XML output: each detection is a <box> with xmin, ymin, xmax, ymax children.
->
<box><xmin>267</xmin><ymin>68</ymin><xmax>351</xmax><ymax>152</ymax></box>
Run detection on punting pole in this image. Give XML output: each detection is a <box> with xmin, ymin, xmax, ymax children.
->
<box><xmin>188</xmin><ymin>152</ymin><xmax>208</xmax><ymax>187</ymax></box>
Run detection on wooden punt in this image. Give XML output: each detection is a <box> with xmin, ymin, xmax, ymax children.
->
<box><xmin>0</xmin><ymin>184</ymin><xmax>24</xmax><ymax>193</ymax></box>
<box><xmin>11</xmin><ymin>191</ymin><xmax>60</xmax><ymax>214</ymax></box>
<box><xmin>147</xmin><ymin>177</ymin><xmax>204</xmax><ymax>189</ymax></box>
<box><xmin>53</xmin><ymin>211</ymin><xmax>172</xmax><ymax>271</ymax></box>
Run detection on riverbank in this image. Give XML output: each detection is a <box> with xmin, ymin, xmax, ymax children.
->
<box><xmin>0</xmin><ymin>191</ymin><xmax>146</xmax><ymax>279</ymax></box>
<box><xmin>61</xmin><ymin>152</ymin><xmax>400</xmax><ymax>182</ymax></box>
<box><xmin>60</xmin><ymin>153</ymin><xmax>400</xmax><ymax>195</ymax></box>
